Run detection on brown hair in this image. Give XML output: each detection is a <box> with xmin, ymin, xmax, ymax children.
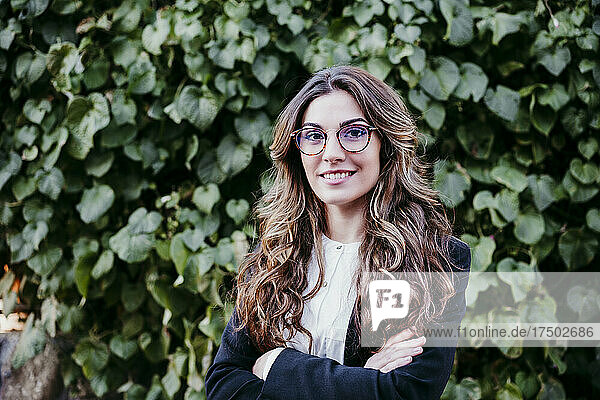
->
<box><xmin>234</xmin><ymin>65</ymin><xmax>460</xmax><ymax>352</ymax></box>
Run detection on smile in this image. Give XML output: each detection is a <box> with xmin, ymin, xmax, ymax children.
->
<box><xmin>319</xmin><ymin>171</ymin><xmax>357</xmax><ymax>184</ymax></box>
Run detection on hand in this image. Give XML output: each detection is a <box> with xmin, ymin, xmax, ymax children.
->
<box><xmin>364</xmin><ymin>328</ymin><xmax>426</xmax><ymax>373</ymax></box>
<box><xmin>252</xmin><ymin>348</ymin><xmax>281</xmax><ymax>379</ymax></box>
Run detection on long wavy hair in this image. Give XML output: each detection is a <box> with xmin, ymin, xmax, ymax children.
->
<box><xmin>234</xmin><ymin>65</ymin><xmax>461</xmax><ymax>353</ymax></box>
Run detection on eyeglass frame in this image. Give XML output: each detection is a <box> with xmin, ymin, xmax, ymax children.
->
<box><xmin>290</xmin><ymin>123</ymin><xmax>379</xmax><ymax>156</ymax></box>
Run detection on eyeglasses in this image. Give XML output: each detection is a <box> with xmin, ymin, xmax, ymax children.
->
<box><xmin>290</xmin><ymin>124</ymin><xmax>378</xmax><ymax>156</ymax></box>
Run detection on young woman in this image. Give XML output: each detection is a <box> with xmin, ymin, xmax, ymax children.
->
<box><xmin>205</xmin><ymin>65</ymin><xmax>471</xmax><ymax>399</ymax></box>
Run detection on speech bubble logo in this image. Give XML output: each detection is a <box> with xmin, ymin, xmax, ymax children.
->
<box><xmin>369</xmin><ymin>280</ymin><xmax>411</xmax><ymax>331</ymax></box>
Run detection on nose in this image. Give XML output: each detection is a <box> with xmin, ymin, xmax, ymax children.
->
<box><xmin>321</xmin><ymin>130</ymin><xmax>345</xmax><ymax>163</ymax></box>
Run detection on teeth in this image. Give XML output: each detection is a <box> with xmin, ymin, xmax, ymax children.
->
<box><xmin>323</xmin><ymin>172</ymin><xmax>353</xmax><ymax>180</ymax></box>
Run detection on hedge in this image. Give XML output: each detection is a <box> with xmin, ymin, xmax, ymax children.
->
<box><xmin>0</xmin><ymin>0</ymin><xmax>599</xmax><ymax>398</ymax></box>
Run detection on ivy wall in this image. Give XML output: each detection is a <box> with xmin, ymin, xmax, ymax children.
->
<box><xmin>0</xmin><ymin>0</ymin><xmax>599</xmax><ymax>398</ymax></box>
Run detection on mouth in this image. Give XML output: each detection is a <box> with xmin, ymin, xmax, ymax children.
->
<box><xmin>319</xmin><ymin>171</ymin><xmax>357</xmax><ymax>184</ymax></box>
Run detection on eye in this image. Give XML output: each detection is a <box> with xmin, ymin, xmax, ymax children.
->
<box><xmin>302</xmin><ymin>129</ymin><xmax>325</xmax><ymax>141</ymax></box>
<box><xmin>341</xmin><ymin>125</ymin><xmax>368</xmax><ymax>139</ymax></box>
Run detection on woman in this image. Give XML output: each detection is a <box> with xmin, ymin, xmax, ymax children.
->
<box><xmin>205</xmin><ymin>65</ymin><xmax>471</xmax><ymax>399</ymax></box>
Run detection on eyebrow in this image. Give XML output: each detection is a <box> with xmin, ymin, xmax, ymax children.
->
<box><xmin>301</xmin><ymin>117</ymin><xmax>369</xmax><ymax>129</ymax></box>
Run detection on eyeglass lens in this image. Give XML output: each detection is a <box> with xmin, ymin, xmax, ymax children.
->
<box><xmin>296</xmin><ymin>125</ymin><xmax>369</xmax><ymax>155</ymax></box>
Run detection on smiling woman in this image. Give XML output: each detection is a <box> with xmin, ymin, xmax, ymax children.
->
<box><xmin>205</xmin><ymin>65</ymin><xmax>471</xmax><ymax>400</ymax></box>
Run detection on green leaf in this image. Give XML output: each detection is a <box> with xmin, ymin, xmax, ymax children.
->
<box><xmin>121</xmin><ymin>283</ymin><xmax>146</xmax><ymax>312</ymax></box>
<box><xmin>495</xmin><ymin>189</ymin><xmax>519</xmax><ymax>222</ymax></box>
<box><xmin>100</xmin><ymin>121</ymin><xmax>137</xmax><ymax>148</ymax></box>
<box><xmin>83</xmin><ymin>57</ymin><xmax>110</xmax><ymax>90</ymax></box>
<box><xmin>225</xmin><ymin>199</ymin><xmax>249</xmax><ymax>224</ymax></box>
<box><xmin>36</xmin><ymin>167</ymin><xmax>64</xmax><ymax>200</ymax></box>
<box><xmin>453</xmin><ymin>62</ymin><xmax>488</xmax><ymax>102</ymax></box>
<box><xmin>127</xmin><ymin>53</ymin><xmax>156</xmax><ymax>94</ymax></box>
<box><xmin>569</xmin><ymin>158</ymin><xmax>599</xmax><ymax>184</ymax></box>
<box><xmin>110</xmin><ymin>89</ymin><xmax>137</xmax><ymax>125</ymax></box>
<box><xmin>586</xmin><ymin>209</ymin><xmax>600</xmax><ymax>233</ymax></box>
<box><xmin>184</xmin><ymin>251</ymin><xmax>215</xmax><ymax>291</ymax></box>
<box><xmin>142</xmin><ymin>11</ymin><xmax>171</xmax><ymax>55</ymax></box>
<box><xmin>538</xmin><ymin>47</ymin><xmax>571</xmax><ymax>77</ymax></box>
<box><xmin>181</xmin><ymin>228</ymin><xmax>206</xmax><ymax>252</ymax></box>
<box><xmin>457</xmin><ymin>123</ymin><xmax>494</xmax><ymax>159</ymax></box>
<box><xmin>85</xmin><ymin>150</ymin><xmax>115</xmax><ymax>177</ymax></box>
<box><xmin>433</xmin><ymin>161</ymin><xmax>471</xmax><ymax>207</ymax></box>
<box><xmin>11</xmin><ymin>314</ymin><xmax>47</xmax><ymax>369</ymax></box>
<box><xmin>110</xmin><ymin>334</ymin><xmax>138</xmax><ymax>360</ymax></box>
<box><xmin>419</xmin><ymin>56</ymin><xmax>460</xmax><ymax>101</ymax></box>
<box><xmin>234</xmin><ymin>111</ymin><xmax>271</xmax><ymax>147</ymax></box>
<box><xmin>23</xmin><ymin>199</ymin><xmax>53</xmax><ymax>222</ymax></box>
<box><xmin>562</xmin><ymin>171</ymin><xmax>599</xmax><ymax>203</ymax></box>
<box><xmin>170</xmin><ymin>233</ymin><xmax>191</xmax><ymax>275</ymax></box>
<box><xmin>484</xmin><ymin>85</ymin><xmax>520</xmax><ymax>122</ymax></box>
<box><xmin>91</xmin><ymin>249</ymin><xmax>115</xmax><ymax>279</ymax></box>
<box><xmin>537</xmin><ymin>376</ymin><xmax>565</xmax><ymax>400</ymax></box>
<box><xmin>23</xmin><ymin>98</ymin><xmax>52</xmax><ymax>124</ymax></box>
<box><xmin>393</xmin><ymin>24</ymin><xmax>421</xmax><ymax>44</ymax></box>
<box><xmin>65</xmin><ymin>93</ymin><xmax>111</xmax><ymax>160</ymax></box>
<box><xmin>0</xmin><ymin>18</ymin><xmax>21</xmax><ymax>50</ymax></box>
<box><xmin>344</xmin><ymin>0</ymin><xmax>385</xmax><ymax>27</ymax></box>
<box><xmin>109</xmin><ymin>227</ymin><xmax>155</xmax><ymax>263</ymax></box>
<box><xmin>423</xmin><ymin>101</ymin><xmax>445</xmax><ymax>131</ymax></box>
<box><xmin>558</xmin><ymin>229</ymin><xmax>598</xmax><ymax>270</ymax></box>
<box><xmin>46</xmin><ymin>42</ymin><xmax>78</xmax><ymax>76</ymax></box>
<box><xmin>578</xmin><ymin>138</ymin><xmax>598</xmax><ymax>160</ymax></box>
<box><xmin>529</xmin><ymin>101</ymin><xmax>556</xmax><ymax>136</ymax></box>
<box><xmin>490</xmin><ymin>12</ymin><xmax>525</xmax><ymax>45</ymax></box>
<box><xmin>73</xmin><ymin>338</ymin><xmax>110</xmax><ymax>374</ymax></box>
<box><xmin>527</xmin><ymin>174</ymin><xmax>556</xmax><ymax>211</ymax></box>
<box><xmin>252</xmin><ymin>54</ymin><xmax>280</xmax><ymax>87</ymax></box>
<box><xmin>74</xmin><ymin>253</ymin><xmax>94</xmax><ymax>297</ymax></box>
<box><xmin>365</xmin><ymin>57</ymin><xmax>393</xmax><ymax>81</ymax></box>
<box><xmin>192</xmin><ymin>183</ymin><xmax>220</xmax><ymax>214</ymax></box>
<box><xmin>177</xmin><ymin>85</ymin><xmax>222</xmax><ymax>131</ymax></box>
<box><xmin>513</xmin><ymin>212</ymin><xmax>545</xmax><ymax>245</ymax></box>
<box><xmin>27</xmin><ymin>246</ymin><xmax>62</xmax><ymax>277</ymax></box>
<box><xmin>490</xmin><ymin>165</ymin><xmax>528</xmax><ymax>192</ymax></box>
<box><xmin>460</xmin><ymin>234</ymin><xmax>495</xmax><ymax>272</ymax></box>
<box><xmin>442</xmin><ymin>377</ymin><xmax>481</xmax><ymax>400</ymax></box>
<box><xmin>113</xmin><ymin>0</ymin><xmax>144</xmax><ymax>33</ymax></box>
<box><xmin>538</xmin><ymin>83</ymin><xmax>569</xmax><ymax>111</ymax></box>
<box><xmin>12</xmin><ymin>175</ymin><xmax>36</xmax><ymax>201</ymax></box>
<box><xmin>496</xmin><ymin>382</ymin><xmax>522</xmax><ymax>400</ymax></box>
<box><xmin>162</xmin><ymin>364</ymin><xmax>181</xmax><ymax>399</ymax></box>
<box><xmin>216</xmin><ymin>135</ymin><xmax>253</xmax><ymax>177</ymax></box>
<box><xmin>0</xmin><ymin>151</ymin><xmax>22</xmax><ymax>191</ymax></box>
<box><xmin>111</xmin><ymin>36</ymin><xmax>140</xmax><ymax>68</ymax></box>
<box><xmin>128</xmin><ymin>207</ymin><xmax>162</xmax><ymax>234</ymax></box>
<box><xmin>15</xmin><ymin>51</ymin><xmax>46</xmax><ymax>85</ymax></box>
<box><xmin>439</xmin><ymin>0</ymin><xmax>473</xmax><ymax>46</ymax></box>
<box><xmin>76</xmin><ymin>184</ymin><xmax>115</xmax><ymax>223</ymax></box>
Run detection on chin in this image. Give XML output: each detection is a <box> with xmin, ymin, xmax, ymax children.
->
<box><xmin>317</xmin><ymin>193</ymin><xmax>363</xmax><ymax>207</ymax></box>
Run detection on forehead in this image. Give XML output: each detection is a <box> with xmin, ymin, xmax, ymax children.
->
<box><xmin>301</xmin><ymin>91</ymin><xmax>365</xmax><ymax>125</ymax></box>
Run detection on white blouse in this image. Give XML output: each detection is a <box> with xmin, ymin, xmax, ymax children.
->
<box><xmin>262</xmin><ymin>233</ymin><xmax>361</xmax><ymax>380</ymax></box>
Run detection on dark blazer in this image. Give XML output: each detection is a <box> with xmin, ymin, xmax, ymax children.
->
<box><xmin>205</xmin><ymin>236</ymin><xmax>471</xmax><ymax>400</ymax></box>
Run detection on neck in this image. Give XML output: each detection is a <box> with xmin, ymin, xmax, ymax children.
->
<box><xmin>324</xmin><ymin>199</ymin><xmax>367</xmax><ymax>243</ymax></box>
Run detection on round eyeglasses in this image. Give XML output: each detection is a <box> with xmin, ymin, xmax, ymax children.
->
<box><xmin>290</xmin><ymin>124</ymin><xmax>378</xmax><ymax>156</ymax></box>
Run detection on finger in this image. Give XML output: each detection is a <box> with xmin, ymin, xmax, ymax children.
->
<box><xmin>384</xmin><ymin>328</ymin><xmax>415</xmax><ymax>347</ymax></box>
<box><xmin>377</xmin><ymin>345</ymin><xmax>423</xmax><ymax>366</ymax></box>
<box><xmin>380</xmin><ymin>356</ymin><xmax>412</xmax><ymax>373</ymax></box>
<box><xmin>385</xmin><ymin>336</ymin><xmax>426</xmax><ymax>350</ymax></box>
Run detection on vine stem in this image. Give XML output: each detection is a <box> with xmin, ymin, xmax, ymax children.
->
<box><xmin>543</xmin><ymin>0</ymin><xmax>560</xmax><ymax>28</ymax></box>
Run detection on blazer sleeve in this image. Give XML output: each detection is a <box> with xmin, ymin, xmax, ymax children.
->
<box><xmin>204</xmin><ymin>308</ymin><xmax>265</xmax><ymax>399</ymax></box>
<box><xmin>205</xmin><ymin>238</ymin><xmax>471</xmax><ymax>400</ymax></box>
